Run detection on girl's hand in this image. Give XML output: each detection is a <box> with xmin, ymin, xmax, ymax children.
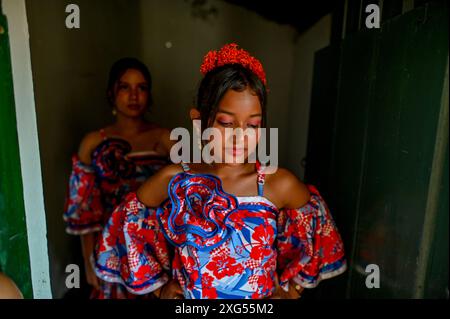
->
<box><xmin>159</xmin><ymin>279</ymin><xmax>184</xmax><ymax>299</ymax></box>
<box><xmin>268</xmin><ymin>276</ymin><xmax>303</xmax><ymax>299</ymax></box>
<box><xmin>80</xmin><ymin>233</ymin><xmax>100</xmax><ymax>290</ymax></box>
<box><xmin>84</xmin><ymin>259</ymin><xmax>100</xmax><ymax>290</ymax></box>
<box><xmin>268</xmin><ymin>276</ymin><xmax>290</xmax><ymax>299</ymax></box>
<box><xmin>286</xmin><ymin>279</ymin><xmax>304</xmax><ymax>299</ymax></box>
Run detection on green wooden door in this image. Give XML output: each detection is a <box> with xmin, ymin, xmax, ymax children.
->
<box><xmin>0</xmin><ymin>7</ymin><xmax>33</xmax><ymax>298</ymax></box>
<box><xmin>306</xmin><ymin>0</ymin><xmax>448</xmax><ymax>298</ymax></box>
<box><xmin>347</xmin><ymin>2</ymin><xmax>448</xmax><ymax>298</ymax></box>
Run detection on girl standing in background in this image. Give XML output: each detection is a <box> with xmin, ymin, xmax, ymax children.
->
<box><xmin>63</xmin><ymin>57</ymin><xmax>174</xmax><ymax>298</ymax></box>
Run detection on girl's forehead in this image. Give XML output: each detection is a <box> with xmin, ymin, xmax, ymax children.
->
<box><xmin>119</xmin><ymin>69</ymin><xmax>146</xmax><ymax>81</ymax></box>
<box><xmin>217</xmin><ymin>89</ymin><xmax>262</xmax><ymax>115</ymax></box>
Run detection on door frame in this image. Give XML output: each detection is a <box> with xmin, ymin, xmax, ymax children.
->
<box><xmin>3</xmin><ymin>0</ymin><xmax>51</xmax><ymax>298</ymax></box>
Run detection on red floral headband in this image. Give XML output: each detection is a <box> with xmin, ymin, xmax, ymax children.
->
<box><xmin>200</xmin><ymin>43</ymin><xmax>267</xmax><ymax>86</ymax></box>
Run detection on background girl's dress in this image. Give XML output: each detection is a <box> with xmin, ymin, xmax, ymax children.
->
<box><xmin>63</xmin><ymin>130</ymin><xmax>170</xmax><ymax>299</ymax></box>
<box><xmin>95</xmin><ymin>163</ymin><xmax>347</xmax><ymax>299</ymax></box>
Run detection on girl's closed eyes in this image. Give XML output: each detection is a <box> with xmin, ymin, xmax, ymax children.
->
<box><xmin>217</xmin><ymin>120</ymin><xmax>233</xmax><ymax>127</ymax></box>
<box><xmin>215</xmin><ymin>115</ymin><xmax>262</xmax><ymax>129</ymax></box>
<box><xmin>247</xmin><ymin>119</ymin><xmax>261</xmax><ymax>128</ymax></box>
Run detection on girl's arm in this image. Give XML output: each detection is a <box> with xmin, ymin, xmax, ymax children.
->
<box><xmin>137</xmin><ymin>164</ymin><xmax>185</xmax><ymax>298</ymax></box>
<box><xmin>266</xmin><ymin>167</ymin><xmax>346</xmax><ymax>298</ymax></box>
<box><xmin>137</xmin><ymin>163</ymin><xmax>183</xmax><ymax>207</ymax></box>
<box><xmin>76</xmin><ymin>132</ymin><xmax>103</xmax><ymax>289</ymax></box>
<box><xmin>80</xmin><ymin>233</ymin><xmax>100</xmax><ymax>290</ymax></box>
<box><xmin>264</xmin><ymin>168</ymin><xmax>312</xmax><ymax>299</ymax></box>
<box><xmin>157</xmin><ymin>127</ymin><xmax>177</xmax><ymax>158</ymax></box>
<box><xmin>93</xmin><ymin>163</ymin><xmax>184</xmax><ymax>297</ymax></box>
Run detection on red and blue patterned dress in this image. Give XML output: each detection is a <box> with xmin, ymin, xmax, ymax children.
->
<box><xmin>94</xmin><ymin>163</ymin><xmax>347</xmax><ymax>299</ymax></box>
<box><xmin>63</xmin><ymin>129</ymin><xmax>170</xmax><ymax>298</ymax></box>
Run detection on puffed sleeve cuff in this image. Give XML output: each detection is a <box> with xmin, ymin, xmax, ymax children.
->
<box><xmin>63</xmin><ymin>155</ymin><xmax>104</xmax><ymax>235</ymax></box>
<box><xmin>94</xmin><ymin>192</ymin><xmax>171</xmax><ymax>295</ymax></box>
<box><xmin>277</xmin><ymin>185</ymin><xmax>347</xmax><ymax>290</ymax></box>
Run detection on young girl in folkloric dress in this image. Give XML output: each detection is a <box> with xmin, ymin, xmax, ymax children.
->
<box><xmin>94</xmin><ymin>44</ymin><xmax>347</xmax><ymax>299</ymax></box>
<box><xmin>63</xmin><ymin>58</ymin><xmax>174</xmax><ymax>299</ymax></box>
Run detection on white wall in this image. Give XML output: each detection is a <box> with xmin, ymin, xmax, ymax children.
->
<box><xmin>25</xmin><ymin>0</ymin><xmax>142</xmax><ymax>298</ymax></box>
<box><xmin>138</xmin><ymin>0</ymin><xmax>297</xmax><ymax>164</ymax></box>
<box><xmin>286</xmin><ymin>14</ymin><xmax>332</xmax><ymax>179</ymax></box>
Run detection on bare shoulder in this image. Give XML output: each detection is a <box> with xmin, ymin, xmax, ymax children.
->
<box><xmin>154</xmin><ymin>126</ymin><xmax>172</xmax><ymax>141</ymax></box>
<box><xmin>154</xmin><ymin>126</ymin><xmax>173</xmax><ymax>141</ymax></box>
<box><xmin>77</xmin><ymin>130</ymin><xmax>104</xmax><ymax>165</ymax></box>
<box><xmin>143</xmin><ymin>124</ymin><xmax>172</xmax><ymax>141</ymax></box>
<box><xmin>265</xmin><ymin>167</ymin><xmax>311</xmax><ymax>209</ymax></box>
<box><xmin>150</xmin><ymin>126</ymin><xmax>176</xmax><ymax>154</ymax></box>
<box><xmin>155</xmin><ymin>126</ymin><xmax>171</xmax><ymax>135</ymax></box>
<box><xmin>144</xmin><ymin>123</ymin><xmax>168</xmax><ymax>135</ymax></box>
<box><xmin>137</xmin><ymin>163</ymin><xmax>184</xmax><ymax>207</ymax></box>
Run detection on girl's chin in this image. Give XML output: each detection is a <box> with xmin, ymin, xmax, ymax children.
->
<box><xmin>218</xmin><ymin>154</ymin><xmax>249</xmax><ymax>164</ymax></box>
<box><xmin>117</xmin><ymin>110</ymin><xmax>146</xmax><ymax>118</ymax></box>
<box><xmin>212</xmin><ymin>162</ymin><xmax>248</xmax><ymax>167</ymax></box>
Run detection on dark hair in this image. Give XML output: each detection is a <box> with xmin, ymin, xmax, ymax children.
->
<box><xmin>195</xmin><ymin>64</ymin><xmax>267</xmax><ymax>130</ymax></box>
<box><xmin>106</xmin><ymin>57</ymin><xmax>153</xmax><ymax>107</ymax></box>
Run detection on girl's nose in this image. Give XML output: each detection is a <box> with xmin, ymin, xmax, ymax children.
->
<box><xmin>130</xmin><ymin>88</ymin><xmax>138</xmax><ymax>100</ymax></box>
<box><xmin>233</xmin><ymin>127</ymin><xmax>245</xmax><ymax>144</ymax></box>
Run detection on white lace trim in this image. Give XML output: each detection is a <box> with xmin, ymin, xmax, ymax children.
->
<box><xmin>236</xmin><ymin>195</ymin><xmax>278</xmax><ymax>209</ymax></box>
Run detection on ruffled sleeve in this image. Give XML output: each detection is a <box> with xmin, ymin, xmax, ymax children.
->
<box><xmin>94</xmin><ymin>192</ymin><xmax>171</xmax><ymax>295</ymax></box>
<box><xmin>63</xmin><ymin>155</ymin><xmax>104</xmax><ymax>235</ymax></box>
<box><xmin>276</xmin><ymin>185</ymin><xmax>347</xmax><ymax>289</ymax></box>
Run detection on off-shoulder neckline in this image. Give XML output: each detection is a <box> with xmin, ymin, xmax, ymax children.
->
<box><xmin>169</xmin><ymin>170</ymin><xmax>279</xmax><ymax>211</ymax></box>
<box><xmin>91</xmin><ymin>137</ymin><xmax>168</xmax><ymax>160</ymax></box>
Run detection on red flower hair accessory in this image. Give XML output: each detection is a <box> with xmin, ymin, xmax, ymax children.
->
<box><xmin>200</xmin><ymin>43</ymin><xmax>267</xmax><ymax>86</ymax></box>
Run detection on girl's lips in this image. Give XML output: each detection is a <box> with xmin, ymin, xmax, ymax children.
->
<box><xmin>127</xmin><ymin>104</ymin><xmax>141</xmax><ymax>110</ymax></box>
<box><xmin>226</xmin><ymin>148</ymin><xmax>246</xmax><ymax>156</ymax></box>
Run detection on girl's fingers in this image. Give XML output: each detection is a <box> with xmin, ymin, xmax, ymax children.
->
<box><xmin>273</xmin><ymin>273</ymin><xmax>280</xmax><ymax>287</ymax></box>
<box><xmin>90</xmin><ymin>273</ymin><xmax>100</xmax><ymax>289</ymax></box>
<box><xmin>86</xmin><ymin>264</ymin><xmax>100</xmax><ymax>289</ymax></box>
<box><xmin>174</xmin><ymin>282</ymin><xmax>183</xmax><ymax>294</ymax></box>
<box><xmin>158</xmin><ymin>279</ymin><xmax>184</xmax><ymax>299</ymax></box>
<box><xmin>93</xmin><ymin>277</ymin><xmax>100</xmax><ymax>290</ymax></box>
